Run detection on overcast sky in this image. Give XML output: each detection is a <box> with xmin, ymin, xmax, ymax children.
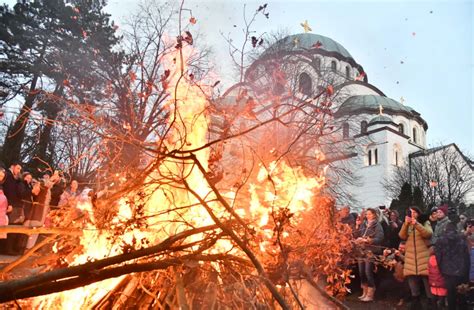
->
<box><xmin>3</xmin><ymin>0</ymin><xmax>473</xmax><ymax>153</ymax></box>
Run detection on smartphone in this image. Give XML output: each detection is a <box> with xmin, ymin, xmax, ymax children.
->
<box><xmin>406</xmin><ymin>209</ymin><xmax>412</xmax><ymax>218</ymax></box>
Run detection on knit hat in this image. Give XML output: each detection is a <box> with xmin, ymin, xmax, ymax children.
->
<box><xmin>438</xmin><ymin>204</ymin><xmax>449</xmax><ymax>216</ymax></box>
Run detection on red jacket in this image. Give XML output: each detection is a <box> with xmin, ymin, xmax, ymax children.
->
<box><xmin>428</xmin><ymin>255</ymin><xmax>445</xmax><ymax>288</ymax></box>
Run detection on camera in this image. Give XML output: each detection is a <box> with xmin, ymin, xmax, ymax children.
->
<box><xmin>406</xmin><ymin>209</ymin><xmax>412</xmax><ymax>218</ymax></box>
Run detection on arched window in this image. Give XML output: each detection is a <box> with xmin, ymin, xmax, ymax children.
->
<box><xmin>412</xmin><ymin>127</ymin><xmax>418</xmax><ymax>144</ymax></box>
<box><xmin>313</xmin><ymin>57</ymin><xmax>321</xmax><ymax>71</ymax></box>
<box><xmin>361</xmin><ymin>121</ymin><xmax>368</xmax><ymax>134</ymax></box>
<box><xmin>393</xmin><ymin>144</ymin><xmax>402</xmax><ymax>166</ymax></box>
<box><xmin>398</xmin><ymin>123</ymin><xmax>405</xmax><ymax>134</ymax></box>
<box><xmin>298</xmin><ymin>72</ymin><xmax>312</xmax><ymax>96</ymax></box>
<box><xmin>342</xmin><ymin>123</ymin><xmax>349</xmax><ymax>139</ymax></box>
<box><xmin>345</xmin><ymin>66</ymin><xmax>351</xmax><ymax>79</ymax></box>
<box><xmin>331</xmin><ymin>60</ymin><xmax>337</xmax><ymax>72</ymax></box>
<box><xmin>366</xmin><ymin>146</ymin><xmax>378</xmax><ymax>166</ymax></box>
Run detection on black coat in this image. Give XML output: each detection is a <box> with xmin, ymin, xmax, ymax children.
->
<box><xmin>435</xmin><ymin>229</ymin><xmax>470</xmax><ymax>280</ymax></box>
<box><xmin>2</xmin><ymin>169</ymin><xmax>21</xmax><ymax>208</ymax></box>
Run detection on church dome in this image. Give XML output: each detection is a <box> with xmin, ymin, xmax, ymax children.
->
<box><xmin>338</xmin><ymin>95</ymin><xmax>413</xmax><ymax>115</ymax></box>
<box><xmin>336</xmin><ymin>95</ymin><xmax>428</xmax><ymax>130</ymax></box>
<box><xmin>369</xmin><ymin>115</ymin><xmax>392</xmax><ymax>125</ymax></box>
<box><xmin>264</xmin><ymin>33</ymin><xmax>354</xmax><ymax>60</ymax></box>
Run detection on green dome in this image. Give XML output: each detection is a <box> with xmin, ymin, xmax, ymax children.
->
<box><xmin>337</xmin><ymin>95</ymin><xmax>414</xmax><ymax>115</ymax></box>
<box><xmin>369</xmin><ymin>115</ymin><xmax>393</xmax><ymax>124</ymax></box>
<box><xmin>265</xmin><ymin>33</ymin><xmax>353</xmax><ymax>59</ymax></box>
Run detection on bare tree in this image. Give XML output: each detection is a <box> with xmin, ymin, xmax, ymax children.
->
<box><xmin>384</xmin><ymin>143</ymin><xmax>474</xmax><ymax>209</ymax></box>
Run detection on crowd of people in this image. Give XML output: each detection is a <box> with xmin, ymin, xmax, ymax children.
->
<box><xmin>0</xmin><ymin>162</ymin><xmax>82</xmax><ymax>255</ymax></box>
<box><xmin>339</xmin><ymin>204</ymin><xmax>474</xmax><ymax>309</ymax></box>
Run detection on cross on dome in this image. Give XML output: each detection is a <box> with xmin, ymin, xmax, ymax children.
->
<box><xmin>300</xmin><ymin>20</ymin><xmax>312</xmax><ymax>33</ymax></box>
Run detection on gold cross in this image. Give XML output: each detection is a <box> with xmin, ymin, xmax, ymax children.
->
<box><xmin>294</xmin><ymin>37</ymin><xmax>299</xmax><ymax>48</ymax></box>
<box><xmin>300</xmin><ymin>20</ymin><xmax>312</xmax><ymax>33</ymax></box>
<box><xmin>379</xmin><ymin>104</ymin><xmax>384</xmax><ymax>115</ymax></box>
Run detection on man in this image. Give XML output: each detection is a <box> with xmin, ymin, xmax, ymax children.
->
<box><xmin>338</xmin><ymin>205</ymin><xmax>355</xmax><ymax>231</ymax></box>
<box><xmin>432</xmin><ymin>204</ymin><xmax>450</xmax><ymax>245</ymax></box>
<box><xmin>429</xmin><ymin>207</ymin><xmax>438</xmax><ymax>232</ymax></box>
<box><xmin>2</xmin><ymin>162</ymin><xmax>23</xmax><ymax>255</ymax></box>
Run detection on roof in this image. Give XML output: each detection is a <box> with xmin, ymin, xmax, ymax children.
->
<box><xmin>336</xmin><ymin>95</ymin><xmax>428</xmax><ymax>130</ymax></box>
<box><xmin>369</xmin><ymin>115</ymin><xmax>392</xmax><ymax>124</ymax></box>
<box><xmin>410</xmin><ymin>143</ymin><xmax>474</xmax><ymax>170</ymax></box>
<box><xmin>264</xmin><ymin>33</ymin><xmax>353</xmax><ymax>59</ymax></box>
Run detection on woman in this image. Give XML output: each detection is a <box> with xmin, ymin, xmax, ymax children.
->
<box><xmin>435</xmin><ymin>222</ymin><xmax>470</xmax><ymax>310</ymax></box>
<box><xmin>399</xmin><ymin>206</ymin><xmax>433</xmax><ymax>307</ymax></box>
<box><xmin>58</xmin><ymin>180</ymin><xmax>79</xmax><ymax>207</ymax></box>
<box><xmin>354</xmin><ymin>208</ymin><xmax>384</xmax><ymax>302</ymax></box>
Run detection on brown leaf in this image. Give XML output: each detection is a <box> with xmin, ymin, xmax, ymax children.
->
<box><xmin>189</xmin><ymin>16</ymin><xmax>197</xmax><ymax>24</ymax></box>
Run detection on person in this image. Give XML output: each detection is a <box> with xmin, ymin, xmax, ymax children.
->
<box><xmin>49</xmin><ymin>171</ymin><xmax>66</xmax><ymax>210</ymax></box>
<box><xmin>432</xmin><ymin>204</ymin><xmax>450</xmax><ymax>245</ymax></box>
<box><xmin>3</xmin><ymin>162</ymin><xmax>23</xmax><ymax>255</ymax></box>
<box><xmin>428</xmin><ymin>246</ymin><xmax>447</xmax><ymax>308</ymax></box>
<box><xmin>354</xmin><ymin>208</ymin><xmax>384</xmax><ymax>302</ymax></box>
<box><xmin>24</xmin><ymin>173</ymin><xmax>59</xmax><ymax>249</ymax></box>
<box><xmin>435</xmin><ymin>222</ymin><xmax>470</xmax><ymax>310</ymax></box>
<box><xmin>387</xmin><ymin>210</ymin><xmax>402</xmax><ymax>249</ymax></box>
<box><xmin>0</xmin><ymin>186</ymin><xmax>9</xmax><ymax>237</ymax></box>
<box><xmin>399</xmin><ymin>206</ymin><xmax>433</xmax><ymax>308</ymax></box>
<box><xmin>458</xmin><ymin>214</ymin><xmax>468</xmax><ymax>233</ymax></box>
<box><xmin>17</xmin><ymin>172</ymin><xmax>34</xmax><ymax>253</ymax></box>
<box><xmin>58</xmin><ymin>180</ymin><xmax>80</xmax><ymax>208</ymax></box>
<box><xmin>378</xmin><ymin>241</ymin><xmax>411</xmax><ymax>306</ymax></box>
<box><xmin>429</xmin><ymin>207</ymin><xmax>438</xmax><ymax>233</ymax></box>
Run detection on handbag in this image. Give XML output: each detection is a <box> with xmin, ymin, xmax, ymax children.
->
<box><xmin>8</xmin><ymin>207</ymin><xmax>25</xmax><ymax>224</ymax></box>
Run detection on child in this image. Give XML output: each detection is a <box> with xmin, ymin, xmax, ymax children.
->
<box><xmin>428</xmin><ymin>246</ymin><xmax>447</xmax><ymax>308</ymax></box>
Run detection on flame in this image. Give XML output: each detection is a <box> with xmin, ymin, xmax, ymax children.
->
<box><xmin>33</xmin><ymin>44</ymin><xmax>327</xmax><ymax>308</ymax></box>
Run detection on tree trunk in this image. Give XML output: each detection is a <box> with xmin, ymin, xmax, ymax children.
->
<box><xmin>30</xmin><ymin>85</ymin><xmax>64</xmax><ymax>169</ymax></box>
<box><xmin>2</xmin><ymin>74</ymin><xmax>40</xmax><ymax>164</ymax></box>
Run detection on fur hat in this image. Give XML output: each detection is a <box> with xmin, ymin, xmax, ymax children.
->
<box><xmin>438</xmin><ymin>204</ymin><xmax>449</xmax><ymax>216</ymax></box>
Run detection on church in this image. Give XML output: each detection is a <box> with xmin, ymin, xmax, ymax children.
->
<box><xmin>215</xmin><ymin>32</ymin><xmax>473</xmax><ymax>210</ymax></box>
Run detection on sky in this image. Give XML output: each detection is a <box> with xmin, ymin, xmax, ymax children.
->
<box><xmin>3</xmin><ymin>0</ymin><xmax>473</xmax><ymax>153</ymax></box>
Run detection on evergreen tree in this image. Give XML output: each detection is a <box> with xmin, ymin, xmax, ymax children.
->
<box><xmin>390</xmin><ymin>182</ymin><xmax>413</xmax><ymax>217</ymax></box>
<box><xmin>412</xmin><ymin>186</ymin><xmax>425</xmax><ymax>212</ymax></box>
<box><xmin>0</xmin><ymin>0</ymin><xmax>121</xmax><ymax>168</ymax></box>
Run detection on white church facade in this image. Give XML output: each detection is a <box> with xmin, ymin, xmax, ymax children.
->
<box><xmin>216</xmin><ymin>32</ymin><xmax>473</xmax><ymax>210</ymax></box>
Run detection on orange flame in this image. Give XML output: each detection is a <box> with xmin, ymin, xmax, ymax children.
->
<box><xmin>34</xmin><ymin>44</ymin><xmax>327</xmax><ymax>307</ymax></box>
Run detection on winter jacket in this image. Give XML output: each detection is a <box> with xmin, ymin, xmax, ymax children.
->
<box><xmin>27</xmin><ymin>183</ymin><xmax>51</xmax><ymax>223</ymax></box>
<box><xmin>428</xmin><ymin>254</ymin><xmax>446</xmax><ymax>289</ymax></box>
<box><xmin>435</xmin><ymin>229</ymin><xmax>470</xmax><ymax>280</ymax></box>
<box><xmin>470</xmin><ymin>248</ymin><xmax>474</xmax><ymax>282</ymax></box>
<box><xmin>354</xmin><ymin>219</ymin><xmax>384</xmax><ymax>254</ymax></box>
<box><xmin>0</xmin><ymin>191</ymin><xmax>8</xmax><ymax>239</ymax></box>
<box><xmin>2</xmin><ymin>169</ymin><xmax>21</xmax><ymax>208</ymax></box>
<box><xmin>432</xmin><ymin>216</ymin><xmax>450</xmax><ymax>245</ymax></box>
<box><xmin>399</xmin><ymin>220</ymin><xmax>432</xmax><ymax>276</ymax></box>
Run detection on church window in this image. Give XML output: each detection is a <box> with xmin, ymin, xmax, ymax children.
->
<box><xmin>398</xmin><ymin>123</ymin><xmax>404</xmax><ymax>134</ymax></box>
<box><xmin>331</xmin><ymin>60</ymin><xmax>337</xmax><ymax>72</ymax></box>
<box><xmin>393</xmin><ymin>144</ymin><xmax>402</xmax><ymax>166</ymax></box>
<box><xmin>342</xmin><ymin>123</ymin><xmax>349</xmax><ymax>139</ymax></box>
<box><xmin>412</xmin><ymin>127</ymin><xmax>418</xmax><ymax>144</ymax></box>
<box><xmin>345</xmin><ymin>66</ymin><xmax>351</xmax><ymax>79</ymax></box>
<box><xmin>298</xmin><ymin>72</ymin><xmax>312</xmax><ymax>96</ymax></box>
<box><xmin>366</xmin><ymin>145</ymin><xmax>379</xmax><ymax>166</ymax></box>
<box><xmin>361</xmin><ymin>121</ymin><xmax>368</xmax><ymax>134</ymax></box>
<box><xmin>313</xmin><ymin>57</ymin><xmax>321</xmax><ymax>71</ymax></box>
